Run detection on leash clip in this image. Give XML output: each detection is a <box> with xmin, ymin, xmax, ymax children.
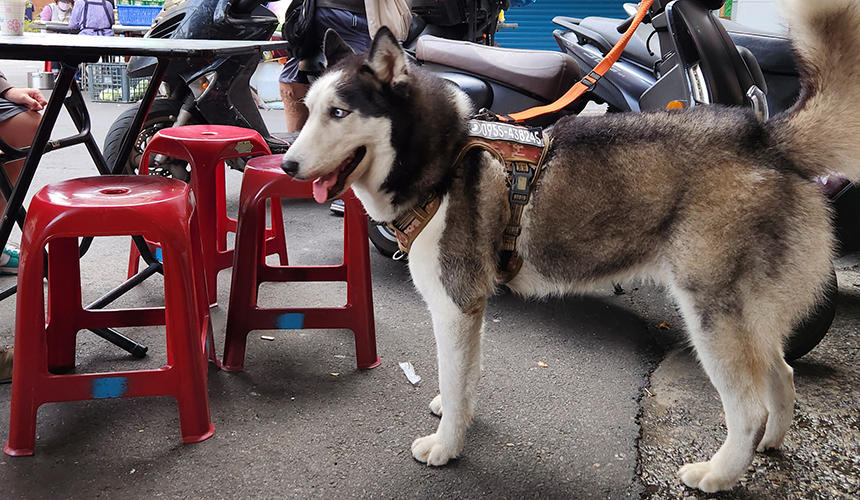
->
<box><xmin>473</xmin><ymin>109</ymin><xmax>517</xmax><ymax>123</ymax></box>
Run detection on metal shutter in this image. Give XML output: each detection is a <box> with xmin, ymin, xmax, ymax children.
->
<box><xmin>495</xmin><ymin>0</ymin><xmax>627</xmax><ymax>51</ymax></box>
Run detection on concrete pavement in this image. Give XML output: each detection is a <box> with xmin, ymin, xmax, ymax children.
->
<box><xmin>0</xmin><ymin>61</ymin><xmax>857</xmax><ymax>499</ymax></box>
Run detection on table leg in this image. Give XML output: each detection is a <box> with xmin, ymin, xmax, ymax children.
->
<box><xmin>64</xmin><ymin>79</ymin><xmax>111</xmax><ymax>175</ymax></box>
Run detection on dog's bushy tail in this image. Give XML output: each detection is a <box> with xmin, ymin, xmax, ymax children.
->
<box><xmin>770</xmin><ymin>0</ymin><xmax>860</xmax><ymax>179</ymax></box>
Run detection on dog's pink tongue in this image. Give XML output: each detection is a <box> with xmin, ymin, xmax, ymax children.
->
<box><xmin>312</xmin><ymin>171</ymin><xmax>339</xmax><ymax>203</ymax></box>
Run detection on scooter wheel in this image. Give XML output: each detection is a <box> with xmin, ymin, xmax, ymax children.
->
<box><xmin>103</xmin><ymin>98</ymin><xmax>195</xmax><ymax>180</ymax></box>
<box><xmin>783</xmin><ymin>266</ymin><xmax>837</xmax><ymax>361</ymax></box>
<box><xmin>367</xmin><ymin>220</ymin><xmax>402</xmax><ymax>260</ymax></box>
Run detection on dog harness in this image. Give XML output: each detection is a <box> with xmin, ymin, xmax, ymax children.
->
<box><xmin>391</xmin><ymin>119</ymin><xmax>550</xmax><ymax>283</ymax></box>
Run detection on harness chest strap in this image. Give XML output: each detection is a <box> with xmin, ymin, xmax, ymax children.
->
<box><xmin>390</xmin><ymin>131</ymin><xmax>550</xmax><ymax>282</ymax></box>
<box><xmin>391</xmin><ymin>194</ymin><xmax>441</xmax><ymax>254</ymax></box>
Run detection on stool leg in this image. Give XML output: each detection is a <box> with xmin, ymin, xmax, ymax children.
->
<box><xmin>5</xmin><ymin>235</ymin><xmax>49</xmax><ymax>456</ymax></box>
<box><xmin>223</xmin><ymin>200</ymin><xmax>267</xmax><ymax>372</ymax></box>
<box><xmin>190</xmin><ymin>214</ymin><xmax>218</xmax><ymax>364</ymax></box>
<box><xmin>215</xmin><ymin>161</ymin><xmax>229</xmax><ymax>253</ymax></box>
<box><xmin>343</xmin><ymin>200</ymin><xmax>380</xmax><ymax>369</ymax></box>
<box><xmin>161</xmin><ymin>229</ymin><xmax>215</xmax><ymax>444</ymax></box>
<box><xmin>266</xmin><ymin>197</ymin><xmax>289</xmax><ymax>265</ymax></box>
<box><xmin>126</xmin><ymin>238</ymin><xmax>142</xmax><ymax>279</ymax></box>
<box><xmin>189</xmin><ymin>158</ymin><xmax>220</xmax><ymax>305</ymax></box>
<box><xmin>127</xmin><ymin>239</ymin><xmax>160</xmax><ymax>279</ymax></box>
<box><xmin>46</xmin><ymin>237</ymin><xmax>83</xmax><ymax>373</ymax></box>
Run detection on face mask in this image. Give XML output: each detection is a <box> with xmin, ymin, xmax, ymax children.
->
<box><xmin>58</xmin><ymin>1</ymin><xmax>71</xmax><ymax>11</ymax></box>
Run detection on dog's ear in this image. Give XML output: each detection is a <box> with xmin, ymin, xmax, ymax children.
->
<box><xmin>323</xmin><ymin>29</ymin><xmax>354</xmax><ymax>67</ymax></box>
<box><xmin>366</xmin><ymin>26</ymin><xmax>408</xmax><ymax>85</ymax></box>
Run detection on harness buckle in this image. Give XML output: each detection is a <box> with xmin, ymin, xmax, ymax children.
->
<box><xmin>509</xmin><ymin>163</ymin><xmax>535</xmax><ymax>205</ymax></box>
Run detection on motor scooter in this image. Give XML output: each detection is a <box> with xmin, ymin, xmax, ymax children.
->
<box><xmin>552</xmin><ymin>0</ymin><xmax>836</xmax><ymax>360</ymax></box>
<box><xmin>555</xmin><ymin>0</ymin><xmax>860</xmax><ymax>250</ymax></box>
<box><xmin>104</xmin><ymin>0</ymin><xmax>587</xmax><ymax>255</ymax></box>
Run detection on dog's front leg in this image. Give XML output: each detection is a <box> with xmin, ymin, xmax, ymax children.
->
<box><xmin>411</xmin><ymin>299</ymin><xmax>485</xmax><ymax>466</ymax></box>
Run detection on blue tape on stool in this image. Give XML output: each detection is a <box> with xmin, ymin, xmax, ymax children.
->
<box><xmin>275</xmin><ymin>313</ymin><xmax>304</xmax><ymax>329</ymax></box>
<box><xmin>92</xmin><ymin>377</ymin><xmax>128</xmax><ymax>399</ymax></box>
<box><xmin>154</xmin><ymin>248</ymin><xmax>163</xmax><ymax>262</ymax></box>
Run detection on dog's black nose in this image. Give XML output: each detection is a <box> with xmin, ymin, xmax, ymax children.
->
<box><xmin>282</xmin><ymin>159</ymin><xmax>299</xmax><ymax>176</ymax></box>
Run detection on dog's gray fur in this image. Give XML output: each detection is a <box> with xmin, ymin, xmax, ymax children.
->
<box><xmin>282</xmin><ymin>0</ymin><xmax>860</xmax><ymax>492</ymax></box>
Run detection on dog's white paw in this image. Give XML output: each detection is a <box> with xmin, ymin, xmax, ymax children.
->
<box><xmin>411</xmin><ymin>433</ymin><xmax>456</xmax><ymax>466</ymax></box>
<box><xmin>429</xmin><ymin>394</ymin><xmax>442</xmax><ymax>416</ymax></box>
<box><xmin>756</xmin><ymin>433</ymin><xmax>785</xmax><ymax>452</ymax></box>
<box><xmin>757</xmin><ymin>421</ymin><xmax>789</xmax><ymax>452</ymax></box>
<box><xmin>677</xmin><ymin>461</ymin><xmax>737</xmax><ymax>493</ymax></box>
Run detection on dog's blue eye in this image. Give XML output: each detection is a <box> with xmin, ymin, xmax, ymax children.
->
<box><xmin>330</xmin><ymin>108</ymin><xmax>351</xmax><ymax>119</ymax></box>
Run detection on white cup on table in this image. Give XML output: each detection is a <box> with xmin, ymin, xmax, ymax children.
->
<box><xmin>0</xmin><ymin>0</ymin><xmax>25</xmax><ymax>36</ymax></box>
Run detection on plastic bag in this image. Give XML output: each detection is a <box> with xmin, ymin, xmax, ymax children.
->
<box><xmin>365</xmin><ymin>0</ymin><xmax>412</xmax><ymax>40</ymax></box>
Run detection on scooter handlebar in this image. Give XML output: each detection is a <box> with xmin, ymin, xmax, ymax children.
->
<box><xmin>616</xmin><ymin>10</ymin><xmax>651</xmax><ymax>33</ymax></box>
<box><xmin>616</xmin><ymin>16</ymin><xmax>634</xmax><ymax>33</ymax></box>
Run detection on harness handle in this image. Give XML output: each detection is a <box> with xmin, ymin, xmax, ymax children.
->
<box><xmin>498</xmin><ymin>0</ymin><xmax>655</xmax><ymax>123</ymax></box>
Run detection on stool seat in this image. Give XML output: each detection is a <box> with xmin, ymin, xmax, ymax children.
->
<box><xmin>31</xmin><ymin>176</ymin><xmax>193</xmax><ymax>239</ymax></box>
<box><xmin>38</xmin><ymin>175</ymin><xmax>188</xmax><ymax>209</ymax></box>
<box><xmin>5</xmin><ymin>175</ymin><xmax>215</xmax><ymax>456</ymax></box>
<box><xmin>153</xmin><ymin>124</ymin><xmax>263</xmax><ymax>143</ymax></box>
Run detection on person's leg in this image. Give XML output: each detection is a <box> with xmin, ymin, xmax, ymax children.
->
<box><xmin>0</xmin><ymin>109</ymin><xmax>41</xmax><ymax>215</ymax></box>
<box><xmin>280</xmin><ymin>81</ymin><xmax>309</xmax><ymax>132</ymax></box>
<box><xmin>0</xmin><ymin>109</ymin><xmax>40</xmax><ymax>274</ymax></box>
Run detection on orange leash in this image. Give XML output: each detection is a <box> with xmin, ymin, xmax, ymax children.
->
<box><xmin>499</xmin><ymin>0</ymin><xmax>654</xmax><ymax>123</ymax></box>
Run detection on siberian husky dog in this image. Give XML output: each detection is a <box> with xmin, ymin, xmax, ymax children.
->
<box><xmin>282</xmin><ymin>0</ymin><xmax>860</xmax><ymax>492</ymax></box>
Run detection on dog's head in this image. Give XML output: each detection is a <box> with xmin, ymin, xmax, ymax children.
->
<box><xmin>282</xmin><ymin>27</ymin><xmax>472</xmax><ymax>222</ymax></box>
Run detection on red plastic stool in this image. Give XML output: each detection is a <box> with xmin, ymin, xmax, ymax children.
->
<box><xmin>127</xmin><ymin>125</ymin><xmax>288</xmax><ymax>304</ymax></box>
<box><xmin>4</xmin><ymin>176</ymin><xmax>215</xmax><ymax>456</ymax></box>
<box><xmin>222</xmin><ymin>154</ymin><xmax>380</xmax><ymax>372</ymax></box>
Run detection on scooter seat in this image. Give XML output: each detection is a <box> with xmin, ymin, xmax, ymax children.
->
<box><xmin>416</xmin><ymin>35</ymin><xmax>581</xmax><ymax>102</ymax></box>
<box><xmin>579</xmin><ymin>17</ymin><xmax>660</xmax><ymax>68</ymax></box>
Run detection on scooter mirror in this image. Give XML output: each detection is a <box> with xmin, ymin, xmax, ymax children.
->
<box><xmin>623</xmin><ymin>3</ymin><xmax>638</xmax><ymax>16</ymax></box>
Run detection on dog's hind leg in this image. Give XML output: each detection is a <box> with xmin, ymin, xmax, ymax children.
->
<box><xmin>670</xmin><ymin>287</ymin><xmax>773</xmax><ymax>492</ymax></box>
<box><xmin>757</xmin><ymin>359</ymin><xmax>794</xmax><ymax>451</ymax></box>
<box><xmin>411</xmin><ymin>300</ymin><xmax>485</xmax><ymax>466</ymax></box>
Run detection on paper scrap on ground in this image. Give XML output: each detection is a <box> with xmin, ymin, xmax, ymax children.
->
<box><xmin>399</xmin><ymin>362</ymin><xmax>422</xmax><ymax>385</ymax></box>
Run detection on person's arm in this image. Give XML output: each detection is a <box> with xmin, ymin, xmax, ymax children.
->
<box><xmin>68</xmin><ymin>1</ymin><xmax>83</xmax><ymax>30</ymax></box>
<box><xmin>0</xmin><ymin>70</ymin><xmax>47</xmax><ymax>110</ymax></box>
<box><xmin>3</xmin><ymin>88</ymin><xmax>47</xmax><ymax>111</ymax></box>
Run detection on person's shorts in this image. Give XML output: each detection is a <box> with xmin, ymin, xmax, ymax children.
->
<box><xmin>279</xmin><ymin>7</ymin><xmax>371</xmax><ymax>85</ymax></box>
<box><xmin>0</xmin><ymin>97</ymin><xmax>29</xmax><ymax>124</ymax></box>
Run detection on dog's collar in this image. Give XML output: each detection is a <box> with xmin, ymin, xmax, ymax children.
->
<box><xmin>390</xmin><ymin>119</ymin><xmax>550</xmax><ymax>283</ymax></box>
